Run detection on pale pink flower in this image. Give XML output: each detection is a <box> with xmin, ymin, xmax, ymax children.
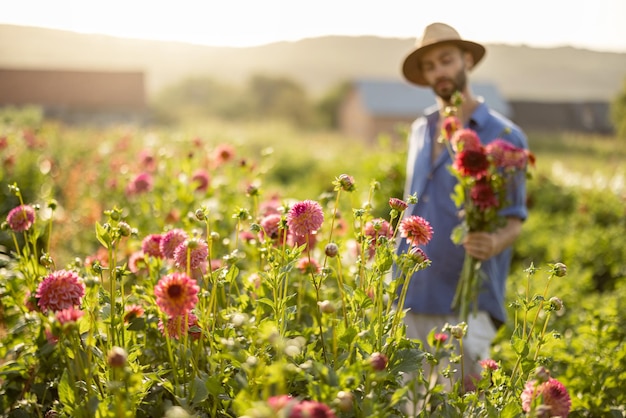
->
<box><xmin>259</xmin><ymin>213</ymin><xmax>286</xmax><ymax>243</ymax></box>
<box><xmin>399</xmin><ymin>215</ymin><xmax>433</xmax><ymax>247</ymax></box>
<box><xmin>450</xmin><ymin>128</ymin><xmax>481</xmax><ymax>152</ymax></box>
<box><xmin>154</xmin><ymin>272</ymin><xmax>199</xmax><ymax>316</ymax></box>
<box><xmin>160</xmin><ymin>229</ymin><xmax>189</xmax><ymax>259</ymax></box>
<box><xmin>126</xmin><ymin>172</ymin><xmax>154</xmax><ymax>195</ymax></box>
<box><xmin>142</xmin><ymin>234</ymin><xmax>163</xmax><ymax>258</ymax></box>
<box><xmin>213</xmin><ymin>143</ymin><xmax>236</xmax><ymax>165</ymax></box>
<box><xmin>364</xmin><ymin>218</ymin><xmax>393</xmax><ymax>258</ymax></box>
<box><xmin>6</xmin><ymin>204</ymin><xmax>36</xmax><ymax>232</ymax></box>
<box><xmin>55</xmin><ymin>307</ymin><xmax>84</xmax><ymax>325</ymax></box>
<box><xmin>173</xmin><ymin>238</ymin><xmax>209</xmax><ymax>270</ymax></box>
<box><xmin>521</xmin><ymin>378</ymin><xmax>571</xmax><ymax>417</ymax></box>
<box><xmin>479</xmin><ymin>358</ymin><xmax>499</xmax><ymax>371</ymax></box>
<box><xmin>138</xmin><ymin>149</ymin><xmax>157</xmax><ymax>172</ymax></box>
<box><xmin>158</xmin><ymin>313</ymin><xmax>201</xmax><ymax>340</ymax></box>
<box><xmin>290</xmin><ymin>400</ymin><xmax>337</xmax><ymax>418</ymax></box>
<box><xmin>36</xmin><ymin>270</ymin><xmax>85</xmax><ymax>313</ymax></box>
<box><xmin>296</xmin><ymin>257</ymin><xmax>321</xmax><ymax>274</ymax></box>
<box><xmin>286</xmin><ymin>200</ymin><xmax>324</xmax><ymax>237</ymax></box>
<box><xmin>191</xmin><ymin>169</ymin><xmax>210</xmax><ymax>192</ymax></box>
<box><xmin>288</xmin><ymin>231</ymin><xmax>318</xmax><ymax>249</ymax></box>
<box><xmin>128</xmin><ymin>251</ymin><xmax>148</xmax><ymax>274</ymax></box>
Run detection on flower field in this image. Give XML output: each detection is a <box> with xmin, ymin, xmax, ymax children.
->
<box><xmin>1</xmin><ymin>112</ymin><xmax>625</xmax><ymax>417</ymax></box>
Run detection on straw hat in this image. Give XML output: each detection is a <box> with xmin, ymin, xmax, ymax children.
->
<box><xmin>402</xmin><ymin>22</ymin><xmax>486</xmax><ymax>86</ymax></box>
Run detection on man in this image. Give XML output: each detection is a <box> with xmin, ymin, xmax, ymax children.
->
<box><xmin>396</xmin><ymin>23</ymin><xmax>529</xmax><ymax>391</ymax></box>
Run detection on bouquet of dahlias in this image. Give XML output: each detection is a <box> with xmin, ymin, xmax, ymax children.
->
<box><xmin>441</xmin><ymin>99</ymin><xmax>534</xmax><ymax>322</ymax></box>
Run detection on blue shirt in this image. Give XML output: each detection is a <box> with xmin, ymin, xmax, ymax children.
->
<box><xmin>395</xmin><ymin>101</ymin><xmax>528</xmax><ymax>325</ymax></box>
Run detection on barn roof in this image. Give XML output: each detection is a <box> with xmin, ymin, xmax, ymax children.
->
<box><xmin>353</xmin><ymin>79</ymin><xmax>512</xmax><ymax>118</ymax></box>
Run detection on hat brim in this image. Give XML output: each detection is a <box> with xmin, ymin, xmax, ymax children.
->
<box><xmin>402</xmin><ymin>40</ymin><xmax>486</xmax><ymax>86</ymax></box>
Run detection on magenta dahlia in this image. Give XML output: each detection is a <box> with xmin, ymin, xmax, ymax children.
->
<box><xmin>36</xmin><ymin>270</ymin><xmax>85</xmax><ymax>313</ymax></box>
<box><xmin>287</xmin><ymin>200</ymin><xmax>324</xmax><ymax>237</ymax></box>
<box><xmin>141</xmin><ymin>233</ymin><xmax>163</xmax><ymax>258</ymax></box>
<box><xmin>6</xmin><ymin>204</ymin><xmax>36</xmax><ymax>232</ymax></box>
<box><xmin>173</xmin><ymin>238</ymin><xmax>209</xmax><ymax>270</ymax></box>
<box><xmin>159</xmin><ymin>229</ymin><xmax>189</xmax><ymax>259</ymax></box>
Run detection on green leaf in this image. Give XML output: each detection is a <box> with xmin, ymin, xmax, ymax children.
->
<box><xmin>511</xmin><ymin>335</ymin><xmax>529</xmax><ymax>357</ymax></box>
<box><xmin>191</xmin><ymin>376</ymin><xmax>209</xmax><ymax>405</ymax></box>
<box><xmin>95</xmin><ymin>221</ymin><xmax>112</xmax><ymax>249</ymax></box>
<box><xmin>58</xmin><ymin>369</ymin><xmax>75</xmax><ymax>409</ymax></box>
<box><xmin>500</xmin><ymin>401</ymin><xmax>523</xmax><ymax>418</ymax></box>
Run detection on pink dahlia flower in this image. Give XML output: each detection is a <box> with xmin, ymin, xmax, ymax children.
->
<box><xmin>191</xmin><ymin>169</ymin><xmax>210</xmax><ymax>192</ymax></box>
<box><xmin>364</xmin><ymin>218</ymin><xmax>393</xmax><ymax>258</ymax></box>
<box><xmin>290</xmin><ymin>400</ymin><xmax>337</xmax><ymax>418</ymax></box>
<box><xmin>173</xmin><ymin>238</ymin><xmax>209</xmax><ymax>270</ymax></box>
<box><xmin>486</xmin><ymin>139</ymin><xmax>530</xmax><ymax>170</ymax></box>
<box><xmin>296</xmin><ymin>257</ymin><xmax>321</xmax><ymax>275</ymax></box>
<box><xmin>55</xmin><ymin>307</ymin><xmax>84</xmax><ymax>325</ymax></box>
<box><xmin>259</xmin><ymin>213</ymin><xmax>286</xmax><ymax>242</ymax></box>
<box><xmin>36</xmin><ymin>270</ymin><xmax>85</xmax><ymax>313</ymax></box>
<box><xmin>213</xmin><ymin>143</ymin><xmax>236</xmax><ymax>165</ymax></box>
<box><xmin>450</xmin><ymin>128</ymin><xmax>482</xmax><ymax>152</ymax></box>
<box><xmin>453</xmin><ymin>147</ymin><xmax>489</xmax><ymax>179</ymax></box>
<box><xmin>141</xmin><ymin>234</ymin><xmax>163</xmax><ymax>258</ymax></box>
<box><xmin>154</xmin><ymin>272</ymin><xmax>199</xmax><ymax>316</ymax></box>
<box><xmin>160</xmin><ymin>229</ymin><xmax>189</xmax><ymax>259</ymax></box>
<box><xmin>287</xmin><ymin>200</ymin><xmax>324</xmax><ymax>237</ymax></box>
<box><xmin>126</xmin><ymin>172</ymin><xmax>154</xmax><ymax>196</ymax></box>
<box><xmin>124</xmin><ymin>304</ymin><xmax>145</xmax><ymax>323</ymax></box>
<box><xmin>433</xmin><ymin>332</ymin><xmax>448</xmax><ymax>344</ymax></box>
<box><xmin>479</xmin><ymin>358</ymin><xmax>499</xmax><ymax>371</ymax></box>
<box><xmin>6</xmin><ymin>204</ymin><xmax>36</xmax><ymax>232</ymax></box>
<box><xmin>521</xmin><ymin>378</ymin><xmax>571</xmax><ymax>417</ymax></box>
<box><xmin>158</xmin><ymin>312</ymin><xmax>201</xmax><ymax>340</ymax></box>
<box><xmin>399</xmin><ymin>215</ymin><xmax>433</xmax><ymax>247</ymax></box>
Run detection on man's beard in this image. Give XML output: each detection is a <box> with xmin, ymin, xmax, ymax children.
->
<box><xmin>433</xmin><ymin>68</ymin><xmax>468</xmax><ymax>103</ymax></box>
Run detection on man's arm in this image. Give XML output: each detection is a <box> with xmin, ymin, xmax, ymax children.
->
<box><xmin>463</xmin><ymin>217</ymin><xmax>523</xmax><ymax>261</ymax></box>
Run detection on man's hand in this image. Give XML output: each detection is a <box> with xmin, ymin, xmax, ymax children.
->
<box><xmin>462</xmin><ymin>217</ymin><xmax>523</xmax><ymax>261</ymax></box>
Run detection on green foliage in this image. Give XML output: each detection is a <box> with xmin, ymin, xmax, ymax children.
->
<box><xmin>610</xmin><ymin>75</ymin><xmax>626</xmax><ymax>139</ymax></box>
<box><xmin>1</xmin><ymin>118</ymin><xmax>626</xmax><ymax>417</ymax></box>
<box><xmin>151</xmin><ymin>74</ymin><xmax>319</xmax><ymax>128</ymax></box>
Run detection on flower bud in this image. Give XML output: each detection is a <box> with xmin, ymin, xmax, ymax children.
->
<box><xmin>388</xmin><ymin>197</ymin><xmax>408</xmax><ymax>211</ymax></box>
<box><xmin>118</xmin><ymin>222</ymin><xmax>131</xmax><ymax>237</ymax></box>
<box><xmin>369</xmin><ymin>352</ymin><xmax>388</xmax><ymax>371</ymax></box>
<box><xmin>324</xmin><ymin>243</ymin><xmax>339</xmax><ymax>258</ymax></box>
<box><xmin>107</xmin><ymin>346</ymin><xmax>128</xmax><ymax>368</ymax></box>
<box><xmin>534</xmin><ymin>366</ymin><xmax>551</xmax><ymax>383</ymax></box>
<box><xmin>317</xmin><ymin>300</ymin><xmax>336</xmax><ymax>314</ymax></box>
<box><xmin>336</xmin><ymin>390</ymin><xmax>354</xmax><ymax>412</ymax></box>
<box><xmin>548</xmin><ymin>296</ymin><xmax>564</xmax><ymax>313</ymax></box>
<box><xmin>194</xmin><ymin>208</ymin><xmax>206</xmax><ymax>221</ymax></box>
<box><xmin>552</xmin><ymin>262</ymin><xmax>567</xmax><ymax>277</ymax></box>
<box><xmin>336</xmin><ymin>174</ymin><xmax>356</xmax><ymax>192</ymax></box>
<box><xmin>449</xmin><ymin>323</ymin><xmax>467</xmax><ymax>339</ymax></box>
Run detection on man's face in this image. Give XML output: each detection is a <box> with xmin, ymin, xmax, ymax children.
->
<box><xmin>419</xmin><ymin>44</ymin><xmax>471</xmax><ymax>102</ymax></box>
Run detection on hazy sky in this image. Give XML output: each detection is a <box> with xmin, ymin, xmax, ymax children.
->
<box><xmin>3</xmin><ymin>0</ymin><xmax>626</xmax><ymax>53</ymax></box>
